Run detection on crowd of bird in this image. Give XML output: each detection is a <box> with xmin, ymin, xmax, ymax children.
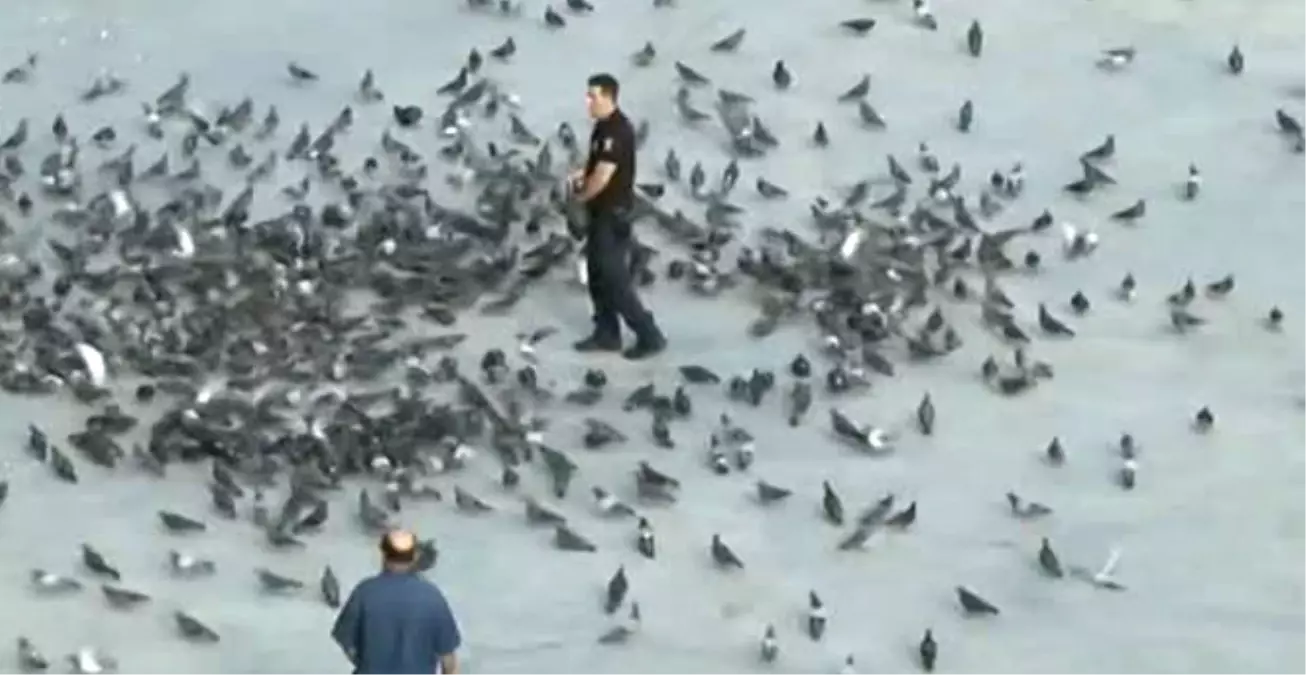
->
<box><xmin>0</xmin><ymin>0</ymin><xmax>1300</xmax><ymax>671</ymax></box>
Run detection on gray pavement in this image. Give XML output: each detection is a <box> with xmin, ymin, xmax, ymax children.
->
<box><xmin>0</xmin><ymin>0</ymin><xmax>1302</xmax><ymax>672</ymax></box>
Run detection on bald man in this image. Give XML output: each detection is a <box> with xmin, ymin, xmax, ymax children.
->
<box><xmin>332</xmin><ymin>530</ymin><xmax>462</xmax><ymax>674</ymax></box>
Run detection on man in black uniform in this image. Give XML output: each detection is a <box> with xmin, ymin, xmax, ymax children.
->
<box><xmin>570</xmin><ymin>73</ymin><xmax>666</xmax><ymax>360</ymax></box>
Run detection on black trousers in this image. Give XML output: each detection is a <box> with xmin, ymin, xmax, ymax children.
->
<box><xmin>585</xmin><ymin>210</ymin><xmax>660</xmax><ymax>341</ymax></box>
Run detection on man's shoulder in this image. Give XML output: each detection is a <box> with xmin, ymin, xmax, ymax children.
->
<box><xmin>355</xmin><ymin>571</ymin><xmax>432</xmax><ymax>594</ymax></box>
<box><xmin>350</xmin><ymin>572</ymin><xmax>383</xmax><ymax>595</ymax></box>
<box><xmin>612</xmin><ymin>110</ymin><xmax>636</xmax><ymax>137</ymax></box>
<box><xmin>595</xmin><ymin>110</ymin><xmax>632</xmax><ymax>137</ymax></box>
<box><xmin>385</xmin><ymin>571</ymin><xmax>446</xmax><ymax>596</ymax></box>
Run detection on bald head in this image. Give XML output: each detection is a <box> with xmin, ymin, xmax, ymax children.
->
<box><xmin>380</xmin><ymin>529</ymin><xmax>417</xmax><ymax>566</ymax></box>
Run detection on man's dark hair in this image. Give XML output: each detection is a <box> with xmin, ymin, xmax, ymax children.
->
<box><xmin>380</xmin><ymin>531</ymin><xmax>417</xmax><ymax>564</ymax></box>
<box><xmin>587</xmin><ymin>73</ymin><xmax>620</xmax><ymax>101</ymax></box>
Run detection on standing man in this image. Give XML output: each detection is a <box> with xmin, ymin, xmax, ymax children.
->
<box><xmin>569</xmin><ymin>73</ymin><xmax>667</xmax><ymax>360</ymax></box>
<box><xmin>332</xmin><ymin>530</ymin><xmax>462</xmax><ymax>674</ymax></box>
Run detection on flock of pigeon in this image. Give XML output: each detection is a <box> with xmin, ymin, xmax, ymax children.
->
<box><xmin>0</xmin><ymin>0</ymin><xmax>1301</xmax><ymax>671</ymax></box>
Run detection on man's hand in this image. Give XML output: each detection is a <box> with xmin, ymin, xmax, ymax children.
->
<box><xmin>440</xmin><ymin>652</ymin><xmax>460</xmax><ymax>674</ymax></box>
<box><xmin>568</xmin><ymin>169</ymin><xmax>585</xmax><ymax>192</ymax></box>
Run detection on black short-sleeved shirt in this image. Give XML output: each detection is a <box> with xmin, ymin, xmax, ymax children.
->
<box><xmin>585</xmin><ymin>109</ymin><xmax>636</xmax><ymax>215</ymax></box>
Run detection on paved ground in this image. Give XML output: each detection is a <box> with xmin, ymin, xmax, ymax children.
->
<box><xmin>0</xmin><ymin>0</ymin><xmax>1302</xmax><ymax>672</ymax></box>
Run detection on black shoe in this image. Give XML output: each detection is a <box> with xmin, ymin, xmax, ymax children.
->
<box><xmin>622</xmin><ymin>335</ymin><xmax>666</xmax><ymax>361</ymax></box>
<box><xmin>573</xmin><ymin>335</ymin><xmax>622</xmax><ymax>353</ymax></box>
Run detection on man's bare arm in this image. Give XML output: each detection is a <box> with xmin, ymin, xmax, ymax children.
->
<box><xmin>440</xmin><ymin>652</ymin><xmax>459</xmax><ymax>674</ymax></box>
<box><xmin>578</xmin><ymin>161</ymin><xmax>617</xmax><ymax>203</ymax></box>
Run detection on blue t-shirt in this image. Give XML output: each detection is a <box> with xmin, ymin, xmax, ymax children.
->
<box><xmin>332</xmin><ymin>570</ymin><xmax>461</xmax><ymax>674</ymax></box>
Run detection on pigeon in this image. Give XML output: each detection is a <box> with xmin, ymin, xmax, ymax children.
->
<box><xmin>916</xmin><ymin>393</ymin><xmax>936</xmax><ymax>435</ymax></box>
<box><xmin>1038</xmin><ymin>538</ymin><xmax>1064</xmax><ymax>577</ymax></box>
<box><xmin>635</xmin><ymin>518</ymin><xmax>656</xmax><ymax>559</ymax></box>
<box><xmin>772</xmin><ymin>60</ymin><xmax>793</xmax><ymax>89</ymax></box>
<box><xmin>175</xmin><ymin>611</ymin><xmax>220</xmax><ymax>642</ymax></box>
<box><xmin>101</xmin><ymin>584</ymin><xmax>151</xmax><ymax>610</ymax></box>
<box><xmin>756</xmin><ymin>480</ymin><xmax>792</xmax><ymax>504</ymax></box>
<box><xmin>393</xmin><ymin>106</ymin><xmax>422</xmax><ymax>128</ymax></box>
<box><xmin>1265</xmin><ymin>306</ymin><xmax>1284</xmax><ymax>331</ymax></box>
<box><xmin>1069</xmin><ymin>546</ymin><xmax>1127</xmax><ymax>590</ymax></box>
<box><xmin>67</xmin><ymin>647</ymin><xmax>116</xmax><ymax>674</ymax></box>
<box><xmin>759</xmin><ymin>624</ymin><xmax>779</xmax><ymax>663</ymax></box>
<box><xmin>710</xmin><ymin>28</ymin><xmax>747</xmax><ymax>53</ymax></box>
<box><xmin>1110</xmin><ymin>199</ymin><xmax>1146</xmax><ymax>222</ymax></box>
<box><xmin>30</xmin><ymin>570</ymin><xmax>81</xmax><ymax>593</ymax></box>
<box><xmin>159</xmin><ymin>510</ymin><xmax>206</xmax><ymax>533</ymax></box>
<box><xmin>357</xmin><ymin>69</ymin><xmax>384</xmax><ymax>101</ymax></box>
<box><xmin>839</xmin><ymin>18</ymin><xmax>877</xmax><ymax>35</ymax></box>
<box><xmin>1096</xmin><ymin>46</ymin><xmax>1136</xmax><ymax>70</ymax></box>
<box><xmin>966</xmin><ymin>20</ymin><xmax>983</xmax><ymax>57</ymax></box>
<box><xmin>1227</xmin><ymin>45</ymin><xmax>1244</xmax><ymax>74</ymax></box>
<box><xmin>555</xmin><ymin>524</ymin><xmax>597</xmax><ymax>552</ymax></box>
<box><xmin>710</xmin><ymin>534</ymin><xmax>744</xmax><ymax>568</ymax></box>
<box><xmin>256</xmin><ymin>568</ymin><xmax>305</xmax><ymax>593</ymax></box>
<box><xmin>919</xmin><ymin>630</ymin><xmax>938</xmax><ymax>671</ymax></box>
<box><xmin>320</xmin><ymin>566</ymin><xmax>341</xmax><ymax>608</ymax></box>
<box><xmin>1006</xmin><ymin>492</ymin><xmax>1053</xmax><ymax>519</ymax></box>
<box><xmin>1183</xmin><ymin>164</ymin><xmax>1202</xmax><ymax>200</ymax></box>
<box><xmin>807</xmin><ymin>591</ymin><xmax>828</xmax><ymax>640</ymax></box>
<box><xmin>169</xmin><ymin>550</ymin><xmax>216</xmax><ymax>577</ymax></box>
<box><xmin>287</xmin><ymin>62</ymin><xmax>318</xmax><ymax>82</ymax></box>
<box><xmin>593</xmin><ymin>486</ymin><xmax>637</xmax><ymax>517</ymax></box>
<box><xmin>956</xmin><ymin>586</ymin><xmax>1000</xmax><ymax>615</ymax></box>
<box><xmin>81</xmin><ymin>545</ymin><xmax>121</xmax><ymax>581</ymax></box>
<box><xmin>604</xmin><ymin>566</ymin><xmax>629</xmax><ymax>614</ymax></box>
<box><xmin>17</xmin><ymin>637</ymin><xmax>50</xmax><ymax>672</ymax></box>
<box><xmin>821</xmin><ymin>481</ymin><xmax>844</xmax><ymax>525</ymax></box>
<box><xmin>632</xmin><ymin>42</ymin><xmax>656</xmax><ymax>67</ymax></box>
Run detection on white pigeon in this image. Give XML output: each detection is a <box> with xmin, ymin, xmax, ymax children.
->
<box><xmin>195</xmin><ymin>377</ymin><xmax>227</xmax><ymax>405</ymax></box>
<box><xmin>169</xmin><ymin>549</ymin><xmax>216</xmax><ymax>576</ymax></box>
<box><xmin>31</xmin><ymin>569</ymin><xmax>82</xmax><ymax>592</ymax></box>
<box><xmin>1092</xmin><ymin>546</ymin><xmax>1126</xmax><ymax>589</ymax></box>
<box><xmin>1061</xmin><ymin>222</ymin><xmax>1080</xmax><ymax>249</ymax></box>
<box><xmin>839</xmin><ymin>227</ymin><xmax>867</xmax><ymax>260</ymax></box>
<box><xmin>1096</xmin><ymin>47</ymin><xmax>1136</xmax><ymax>71</ymax></box>
<box><xmin>1060</xmin><ymin>222</ymin><xmax>1099</xmax><ymax>258</ymax></box>
<box><xmin>1070</xmin><ymin>546</ymin><xmax>1127</xmax><ymax>590</ymax></box>
<box><xmin>517</xmin><ymin>327</ymin><xmax>557</xmax><ymax>363</ymax></box>
<box><xmin>172</xmin><ymin>223</ymin><xmax>195</xmax><ymax>259</ymax></box>
<box><xmin>107</xmin><ymin>189</ymin><xmax>133</xmax><ymax>219</ymax></box>
<box><xmin>68</xmin><ymin>647</ymin><xmax>116</xmax><ymax>674</ymax></box>
<box><xmin>73</xmin><ymin>342</ymin><xmax>107</xmax><ymax>387</ymax></box>
<box><xmin>864</xmin><ymin>426</ymin><xmax>894</xmax><ymax>452</ymax></box>
<box><xmin>592</xmin><ymin>486</ymin><xmax>636</xmax><ymax>517</ymax></box>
